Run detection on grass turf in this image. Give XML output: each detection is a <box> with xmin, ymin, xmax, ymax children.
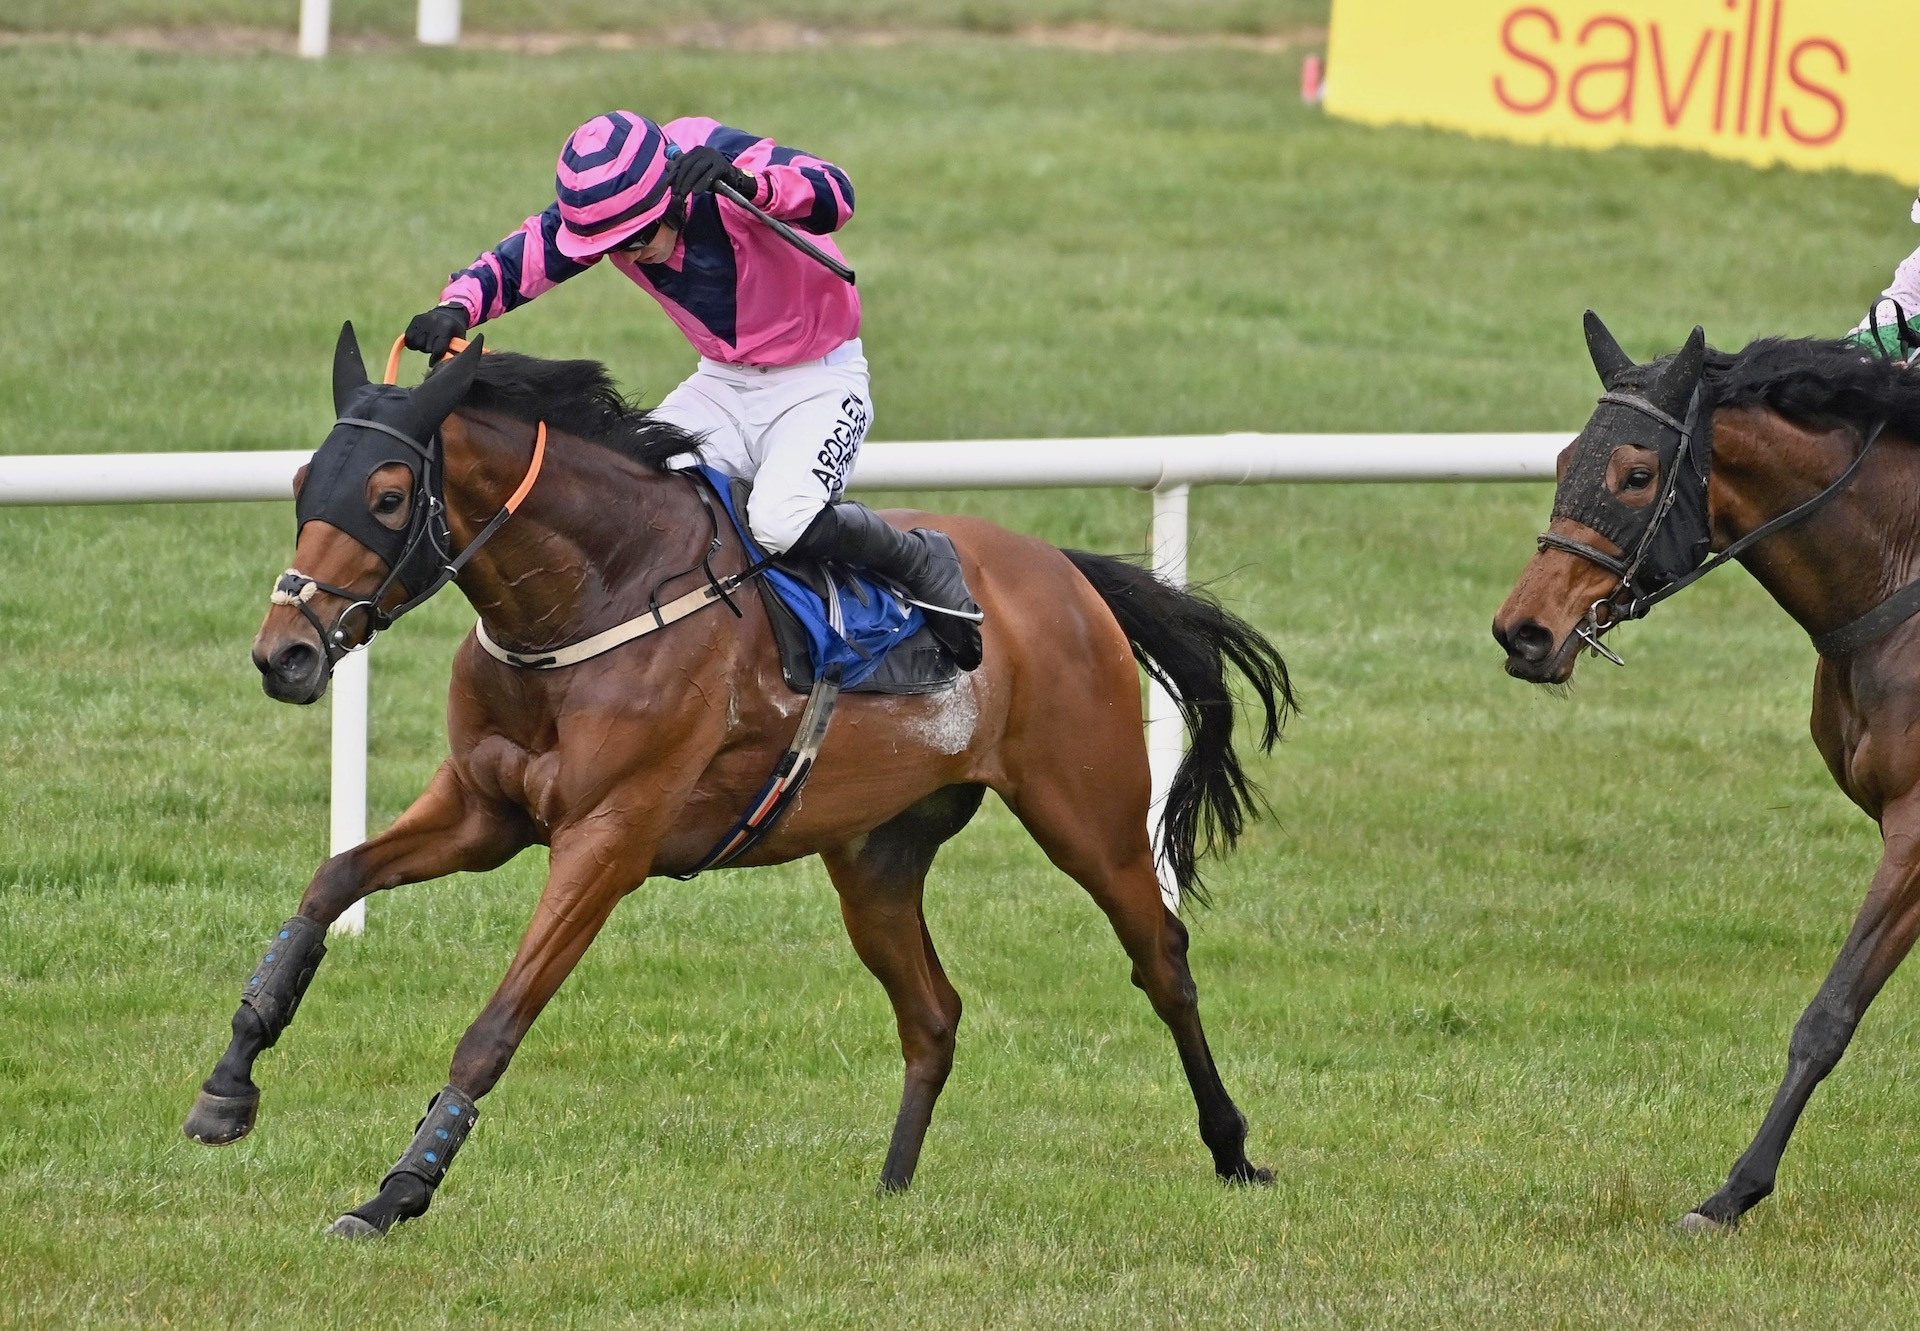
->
<box><xmin>4</xmin><ymin>35</ymin><xmax>1920</xmax><ymax>1330</ymax></box>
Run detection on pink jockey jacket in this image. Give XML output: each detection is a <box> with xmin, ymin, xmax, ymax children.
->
<box><xmin>440</xmin><ymin>117</ymin><xmax>860</xmax><ymax>368</ymax></box>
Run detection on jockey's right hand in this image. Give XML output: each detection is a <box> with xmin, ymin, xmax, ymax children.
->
<box><xmin>405</xmin><ymin>304</ymin><xmax>470</xmax><ymax>361</ymax></box>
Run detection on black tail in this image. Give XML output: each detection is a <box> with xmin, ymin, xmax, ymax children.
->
<box><xmin>1064</xmin><ymin>550</ymin><xmax>1296</xmax><ymax>905</ymax></box>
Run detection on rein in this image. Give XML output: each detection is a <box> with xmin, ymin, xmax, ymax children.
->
<box><xmin>1649</xmin><ymin>418</ymin><xmax>1884</xmax><ymax>619</ymax></box>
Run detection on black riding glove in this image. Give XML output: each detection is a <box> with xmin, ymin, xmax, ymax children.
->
<box><xmin>404</xmin><ymin>304</ymin><xmax>470</xmax><ymax>361</ymax></box>
<box><xmin>665</xmin><ymin>145</ymin><xmax>757</xmax><ymax>202</ymax></box>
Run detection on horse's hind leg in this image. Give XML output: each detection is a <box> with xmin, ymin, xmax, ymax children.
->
<box><xmin>823</xmin><ymin>784</ymin><xmax>984</xmax><ymax>1192</ymax></box>
<box><xmin>183</xmin><ymin>762</ymin><xmax>529</xmax><ymax>1146</ymax></box>
<box><xmin>1002</xmin><ymin>760</ymin><xmax>1268</xmax><ymax>1184</ymax></box>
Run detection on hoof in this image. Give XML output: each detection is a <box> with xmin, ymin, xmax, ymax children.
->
<box><xmin>325</xmin><ymin>1213</ymin><xmax>383</xmax><ymax>1241</ymax></box>
<box><xmin>1223</xmin><ymin>1163</ymin><xmax>1276</xmax><ymax>1187</ymax></box>
<box><xmin>183</xmin><ymin>1088</ymin><xmax>260</xmax><ymax>1146</ymax></box>
<box><xmin>1676</xmin><ymin>1210</ymin><xmax>1736</xmax><ymax>1236</ymax></box>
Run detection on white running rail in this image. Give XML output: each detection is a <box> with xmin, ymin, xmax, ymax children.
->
<box><xmin>0</xmin><ymin>433</ymin><xmax>1567</xmax><ymax>931</ymax></box>
<box><xmin>298</xmin><ymin>0</ymin><xmax>459</xmax><ymax>58</ymax></box>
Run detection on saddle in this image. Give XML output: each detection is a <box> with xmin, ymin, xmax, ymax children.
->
<box><xmin>706</xmin><ymin>471</ymin><xmax>959</xmax><ymax>696</ymax></box>
<box><xmin>661</xmin><ymin>472</ymin><xmax>958</xmax><ymax>878</ymax></box>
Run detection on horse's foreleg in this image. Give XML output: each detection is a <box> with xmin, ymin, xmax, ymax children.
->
<box><xmin>823</xmin><ymin>786</ymin><xmax>982</xmax><ymax>1192</ymax></box>
<box><xmin>184</xmin><ymin>762</ymin><xmax>529</xmax><ymax>1146</ymax></box>
<box><xmin>327</xmin><ymin>814</ymin><xmax>652</xmax><ymax>1238</ymax></box>
<box><xmin>1684</xmin><ymin>808</ymin><xmax>1920</xmax><ymax>1231</ymax></box>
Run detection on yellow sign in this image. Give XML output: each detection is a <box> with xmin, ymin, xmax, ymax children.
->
<box><xmin>1325</xmin><ymin>0</ymin><xmax>1915</xmax><ymax>183</ymax></box>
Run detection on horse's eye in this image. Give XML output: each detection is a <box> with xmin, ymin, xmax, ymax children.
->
<box><xmin>1624</xmin><ymin>468</ymin><xmax>1654</xmax><ymax>491</ymax></box>
<box><xmin>375</xmin><ymin>491</ymin><xmax>405</xmax><ymax>513</ymax></box>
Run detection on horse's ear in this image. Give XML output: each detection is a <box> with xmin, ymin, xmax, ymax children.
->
<box><xmin>332</xmin><ymin>321</ymin><xmax>369</xmax><ymax>415</ymax></box>
<box><xmin>1653</xmin><ymin>324</ymin><xmax>1708</xmax><ymax>416</ymax></box>
<box><xmin>1584</xmin><ymin>309</ymin><xmax>1636</xmax><ymax>389</ymax></box>
<box><xmin>405</xmin><ymin>333</ymin><xmax>484</xmax><ymax>435</ymax></box>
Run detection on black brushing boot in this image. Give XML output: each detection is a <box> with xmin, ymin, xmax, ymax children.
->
<box><xmin>789</xmin><ymin>501</ymin><xmax>984</xmax><ymax>670</ymax></box>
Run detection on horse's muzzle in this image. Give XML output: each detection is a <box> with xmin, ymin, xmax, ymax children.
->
<box><xmin>1492</xmin><ymin>616</ymin><xmax>1572</xmax><ymax>684</ymax></box>
<box><xmin>254</xmin><ymin>638</ymin><xmax>328</xmax><ymax>705</ymax></box>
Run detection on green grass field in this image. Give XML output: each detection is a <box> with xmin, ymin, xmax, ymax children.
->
<box><xmin>4</xmin><ymin>27</ymin><xmax>1920</xmax><ymax>1331</ymax></box>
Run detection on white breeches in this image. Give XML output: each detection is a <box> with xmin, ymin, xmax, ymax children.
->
<box><xmin>654</xmin><ymin>339</ymin><xmax>872</xmax><ymax>553</ymax></box>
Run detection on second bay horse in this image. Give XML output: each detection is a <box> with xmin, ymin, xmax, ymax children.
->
<box><xmin>1496</xmin><ymin>313</ymin><xmax>1920</xmax><ymax>1231</ymax></box>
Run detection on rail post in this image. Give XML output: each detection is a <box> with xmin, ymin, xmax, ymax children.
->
<box><xmin>298</xmin><ymin>0</ymin><xmax>330</xmax><ymax>58</ymax></box>
<box><xmin>328</xmin><ymin>644</ymin><xmax>370</xmax><ymax>936</ymax></box>
<box><xmin>417</xmin><ymin>0</ymin><xmax>461</xmax><ymax>46</ymax></box>
<box><xmin>1147</xmin><ymin>482</ymin><xmax>1191</xmax><ymax>910</ymax></box>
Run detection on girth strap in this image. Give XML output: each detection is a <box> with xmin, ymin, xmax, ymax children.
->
<box><xmin>667</xmin><ymin>566</ymin><xmax>852</xmax><ymax>877</ymax></box>
<box><xmin>667</xmin><ymin>668</ymin><xmax>842</xmax><ymax>879</ymax></box>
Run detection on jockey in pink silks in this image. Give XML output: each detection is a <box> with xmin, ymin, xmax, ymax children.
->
<box><xmin>405</xmin><ymin>110</ymin><xmax>982</xmax><ymax>668</ymax></box>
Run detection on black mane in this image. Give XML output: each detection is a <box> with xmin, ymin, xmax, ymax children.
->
<box><xmin>1619</xmin><ymin>335</ymin><xmax>1920</xmax><ymax>439</ymax></box>
<box><xmin>1706</xmin><ymin>336</ymin><xmax>1920</xmax><ymax>437</ymax></box>
<box><xmin>434</xmin><ymin>350</ymin><xmax>704</xmax><ymax>469</ymax></box>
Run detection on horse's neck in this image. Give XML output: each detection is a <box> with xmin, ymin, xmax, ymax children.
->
<box><xmin>1710</xmin><ymin>408</ymin><xmax>1920</xmax><ymax>640</ymax></box>
<box><xmin>441</xmin><ymin>411</ymin><xmax>720</xmax><ymax>649</ymax></box>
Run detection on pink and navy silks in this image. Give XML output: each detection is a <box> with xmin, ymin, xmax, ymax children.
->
<box><xmin>440</xmin><ymin>117</ymin><xmax>859</xmax><ymax>369</ymax></box>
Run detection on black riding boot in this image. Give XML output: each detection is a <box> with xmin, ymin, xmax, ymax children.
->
<box><xmin>789</xmin><ymin>501</ymin><xmax>983</xmax><ymax>670</ymax></box>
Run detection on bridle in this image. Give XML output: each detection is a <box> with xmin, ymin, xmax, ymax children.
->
<box><xmin>1539</xmin><ymin>381</ymin><xmax>1888</xmax><ymax>666</ymax></box>
<box><xmin>272</xmin><ymin>335</ymin><xmax>547</xmax><ymax>667</ymax></box>
<box><xmin>1537</xmin><ymin>387</ymin><xmax>1708</xmax><ymax>664</ymax></box>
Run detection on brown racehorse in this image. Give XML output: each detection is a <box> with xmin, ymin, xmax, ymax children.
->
<box><xmin>1495</xmin><ymin>313</ymin><xmax>1920</xmax><ymax>1231</ymax></box>
<box><xmin>185</xmin><ymin>327</ymin><xmax>1294</xmax><ymax>1238</ymax></box>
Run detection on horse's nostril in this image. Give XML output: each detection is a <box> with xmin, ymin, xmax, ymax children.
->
<box><xmin>274</xmin><ymin>642</ymin><xmax>319</xmax><ymax>678</ymax></box>
<box><xmin>1508</xmin><ymin>620</ymin><xmax>1555</xmax><ymax>664</ymax></box>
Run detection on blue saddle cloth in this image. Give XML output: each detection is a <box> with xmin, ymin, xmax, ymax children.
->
<box><xmin>700</xmin><ymin>465</ymin><xmax>927</xmax><ymax>690</ymax></box>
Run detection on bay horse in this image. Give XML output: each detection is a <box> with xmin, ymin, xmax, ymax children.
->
<box><xmin>185</xmin><ymin>326</ymin><xmax>1294</xmax><ymax>1238</ymax></box>
<box><xmin>1494</xmin><ymin>311</ymin><xmax>1920</xmax><ymax>1231</ymax></box>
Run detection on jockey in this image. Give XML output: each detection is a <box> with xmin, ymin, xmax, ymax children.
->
<box><xmin>405</xmin><ymin>110</ymin><xmax>982</xmax><ymax>669</ymax></box>
<box><xmin>1846</xmin><ymin>183</ymin><xmax>1920</xmax><ymax>362</ymax></box>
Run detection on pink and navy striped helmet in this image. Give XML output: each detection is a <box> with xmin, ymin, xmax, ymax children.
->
<box><xmin>552</xmin><ymin>111</ymin><xmax>676</xmax><ymax>260</ymax></box>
